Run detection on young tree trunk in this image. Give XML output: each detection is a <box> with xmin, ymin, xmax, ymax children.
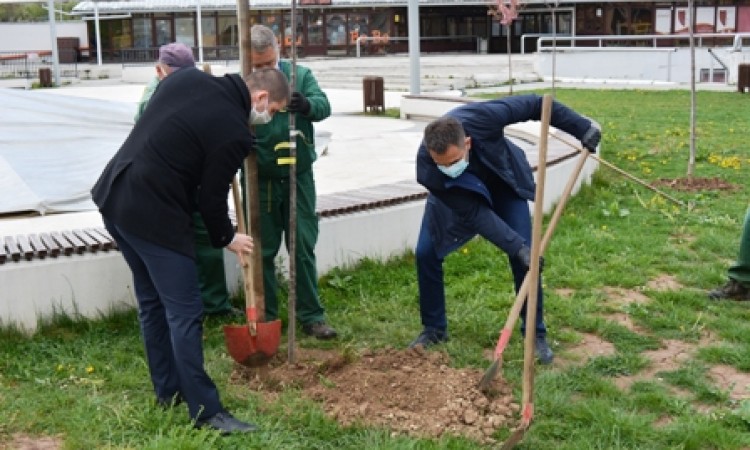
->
<box><xmin>688</xmin><ymin>0</ymin><xmax>697</xmax><ymax>179</ymax></box>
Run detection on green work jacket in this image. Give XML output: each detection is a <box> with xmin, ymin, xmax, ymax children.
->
<box><xmin>254</xmin><ymin>60</ymin><xmax>331</xmax><ymax>179</ymax></box>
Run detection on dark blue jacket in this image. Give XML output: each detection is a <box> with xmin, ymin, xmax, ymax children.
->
<box><xmin>416</xmin><ymin>94</ymin><xmax>594</xmax><ymax>258</ymax></box>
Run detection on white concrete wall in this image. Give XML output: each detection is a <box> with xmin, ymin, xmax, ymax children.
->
<box><xmin>0</xmin><ymin>22</ymin><xmax>88</xmax><ymax>52</ymax></box>
<box><xmin>0</xmin><ymin>252</ymin><xmax>134</xmax><ymax>332</ymax></box>
<box><xmin>534</xmin><ymin>47</ymin><xmax>750</xmax><ymax>84</ymax></box>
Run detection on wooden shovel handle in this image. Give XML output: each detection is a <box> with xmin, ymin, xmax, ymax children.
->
<box><xmin>520</xmin><ymin>94</ymin><xmax>553</xmax><ymax>408</ymax></box>
<box><xmin>498</xmin><ymin>148</ymin><xmax>590</xmax><ymax>349</ymax></box>
<box><xmin>231</xmin><ymin>178</ymin><xmax>257</xmax><ymax>335</ymax></box>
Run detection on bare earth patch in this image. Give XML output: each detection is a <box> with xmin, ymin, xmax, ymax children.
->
<box><xmin>0</xmin><ymin>434</ymin><xmax>62</xmax><ymax>450</ymax></box>
<box><xmin>652</xmin><ymin>177</ymin><xmax>740</xmax><ymax>192</ymax></box>
<box><xmin>707</xmin><ymin>365</ymin><xmax>750</xmax><ymax>401</ymax></box>
<box><xmin>553</xmin><ymin>288</ymin><xmax>576</xmax><ymax>298</ymax></box>
<box><xmin>602</xmin><ymin>312</ymin><xmax>648</xmax><ymax>334</ymax></box>
<box><xmin>232</xmin><ymin>347</ymin><xmax>518</xmax><ymax>444</ymax></box>
<box><xmin>646</xmin><ymin>274</ymin><xmax>683</xmax><ymax>292</ymax></box>
<box><xmin>602</xmin><ymin>287</ymin><xmax>650</xmax><ymax>307</ymax></box>
<box><xmin>558</xmin><ymin>332</ymin><xmax>616</xmax><ymax>368</ymax></box>
<box><xmin>613</xmin><ymin>338</ymin><xmax>695</xmax><ymax>391</ymax></box>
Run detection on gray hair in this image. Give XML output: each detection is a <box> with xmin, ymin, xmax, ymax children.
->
<box><xmin>250</xmin><ymin>24</ymin><xmax>279</xmax><ymax>54</ymax></box>
<box><xmin>423</xmin><ymin>116</ymin><xmax>465</xmax><ymax>155</ymax></box>
<box><xmin>244</xmin><ymin>68</ymin><xmax>291</xmax><ymax>104</ymax></box>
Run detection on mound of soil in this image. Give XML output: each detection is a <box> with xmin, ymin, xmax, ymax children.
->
<box><xmin>232</xmin><ymin>347</ymin><xmax>518</xmax><ymax>444</ymax></box>
<box><xmin>652</xmin><ymin>177</ymin><xmax>739</xmax><ymax>192</ymax></box>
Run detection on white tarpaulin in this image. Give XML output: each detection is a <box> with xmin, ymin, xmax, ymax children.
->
<box><xmin>0</xmin><ymin>88</ymin><xmax>134</xmax><ymax>215</ymax></box>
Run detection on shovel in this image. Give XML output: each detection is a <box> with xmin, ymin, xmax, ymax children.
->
<box><xmin>498</xmin><ymin>94</ymin><xmax>552</xmax><ymax>449</ymax></box>
<box><xmin>478</xmin><ymin>147</ymin><xmax>590</xmax><ymax>392</ymax></box>
<box><xmin>223</xmin><ymin>178</ymin><xmax>282</xmax><ymax>367</ymax></box>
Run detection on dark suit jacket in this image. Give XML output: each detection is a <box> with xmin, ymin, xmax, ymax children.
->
<box><xmin>92</xmin><ymin>68</ymin><xmax>253</xmax><ymax>258</ymax></box>
<box><xmin>415</xmin><ymin>94</ymin><xmax>594</xmax><ymax>258</ymax></box>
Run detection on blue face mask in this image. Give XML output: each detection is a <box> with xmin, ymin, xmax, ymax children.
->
<box><xmin>438</xmin><ymin>157</ymin><xmax>469</xmax><ymax>178</ymax></box>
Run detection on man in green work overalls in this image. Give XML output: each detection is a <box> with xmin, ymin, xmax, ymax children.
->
<box><xmin>250</xmin><ymin>24</ymin><xmax>337</xmax><ymax>338</ymax></box>
<box><xmin>709</xmin><ymin>207</ymin><xmax>750</xmax><ymax>301</ymax></box>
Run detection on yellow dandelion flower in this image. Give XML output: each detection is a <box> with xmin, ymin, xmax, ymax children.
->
<box><xmin>56</xmin><ymin>364</ymin><xmax>64</xmax><ymax>372</ymax></box>
<box><xmin>461</xmin><ymin>248</ymin><xmax>469</xmax><ymax>254</ymax></box>
<box><xmin>86</xmin><ymin>365</ymin><xmax>95</xmax><ymax>374</ymax></box>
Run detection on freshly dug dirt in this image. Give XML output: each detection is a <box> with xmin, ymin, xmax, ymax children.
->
<box><xmin>232</xmin><ymin>346</ymin><xmax>518</xmax><ymax>444</ymax></box>
<box><xmin>652</xmin><ymin>177</ymin><xmax>739</xmax><ymax>192</ymax></box>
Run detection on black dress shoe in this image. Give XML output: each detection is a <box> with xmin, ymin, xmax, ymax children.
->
<box><xmin>535</xmin><ymin>336</ymin><xmax>555</xmax><ymax>365</ymax></box>
<box><xmin>408</xmin><ymin>328</ymin><xmax>448</xmax><ymax>348</ymax></box>
<box><xmin>302</xmin><ymin>321</ymin><xmax>338</xmax><ymax>340</ymax></box>
<box><xmin>195</xmin><ymin>411</ymin><xmax>258</xmax><ymax>435</ymax></box>
<box><xmin>708</xmin><ymin>279</ymin><xmax>750</xmax><ymax>301</ymax></box>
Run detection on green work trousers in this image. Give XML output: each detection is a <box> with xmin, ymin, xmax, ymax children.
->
<box><xmin>259</xmin><ymin>169</ymin><xmax>325</xmax><ymax>325</ymax></box>
<box><xmin>192</xmin><ymin>212</ymin><xmax>232</xmax><ymax>314</ymax></box>
<box><xmin>728</xmin><ymin>207</ymin><xmax>750</xmax><ymax>287</ymax></box>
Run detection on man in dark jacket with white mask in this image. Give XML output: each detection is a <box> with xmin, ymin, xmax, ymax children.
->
<box><xmin>92</xmin><ymin>67</ymin><xmax>289</xmax><ymax>434</ymax></box>
<box><xmin>410</xmin><ymin>94</ymin><xmax>601</xmax><ymax>365</ymax></box>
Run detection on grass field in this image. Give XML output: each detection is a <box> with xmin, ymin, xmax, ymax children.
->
<box><xmin>1</xmin><ymin>88</ymin><xmax>749</xmax><ymax>449</ymax></box>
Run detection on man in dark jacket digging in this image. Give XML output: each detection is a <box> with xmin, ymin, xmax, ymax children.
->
<box><xmin>92</xmin><ymin>67</ymin><xmax>289</xmax><ymax>434</ymax></box>
<box><xmin>410</xmin><ymin>94</ymin><xmax>601</xmax><ymax>365</ymax></box>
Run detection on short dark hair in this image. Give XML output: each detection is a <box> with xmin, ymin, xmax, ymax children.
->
<box><xmin>244</xmin><ymin>68</ymin><xmax>290</xmax><ymax>104</ymax></box>
<box><xmin>423</xmin><ymin>116</ymin><xmax>465</xmax><ymax>155</ymax></box>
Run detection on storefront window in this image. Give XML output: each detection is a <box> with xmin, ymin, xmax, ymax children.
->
<box><xmin>348</xmin><ymin>13</ymin><xmax>369</xmax><ymax>43</ymax></box>
<box><xmin>101</xmin><ymin>19</ymin><xmax>133</xmax><ymax>49</ymax></box>
<box><xmin>282</xmin><ymin>12</ymin><xmax>304</xmax><ymax>45</ymax></box>
<box><xmin>307</xmin><ymin>11</ymin><xmax>324</xmax><ymax>45</ymax></box>
<box><xmin>631</xmin><ymin>8</ymin><xmax>651</xmax><ymax>34</ymax></box>
<box><xmin>607</xmin><ymin>6</ymin><xmax>629</xmax><ymax>35</ymax></box>
<box><xmin>201</xmin><ymin>16</ymin><xmax>216</xmax><ymax>47</ymax></box>
<box><xmin>155</xmin><ymin>18</ymin><xmax>172</xmax><ymax>45</ymax></box>
<box><xmin>326</xmin><ymin>13</ymin><xmax>346</xmax><ymax>45</ymax></box>
<box><xmin>370</xmin><ymin>11</ymin><xmax>390</xmax><ymax>37</ymax></box>
<box><xmin>175</xmin><ymin>15</ymin><xmax>195</xmax><ymax>46</ymax></box>
<box><xmin>557</xmin><ymin>12</ymin><xmax>572</xmax><ymax>35</ymax></box>
<box><xmin>261</xmin><ymin>12</ymin><xmax>282</xmax><ymax>38</ymax></box>
<box><xmin>133</xmin><ymin>17</ymin><xmax>152</xmax><ymax>48</ymax></box>
<box><xmin>249</xmin><ymin>12</ymin><xmax>259</xmax><ymax>27</ymax></box>
<box><xmin>218</xmin><ymin>14</ymin><xmax>237</xmax><ymax>46</ymax></box>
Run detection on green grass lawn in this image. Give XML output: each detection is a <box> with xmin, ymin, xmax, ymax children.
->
<box><xmin>2</xmin><ymin>88</ymin><xmax>749</xmax><ymax>449</ymax></box>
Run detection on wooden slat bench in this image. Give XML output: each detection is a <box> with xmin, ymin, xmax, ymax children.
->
<box><xmin>0</xmin><ymin>179</ymin><xmax>427</xmax><ymax>265</ymax></box>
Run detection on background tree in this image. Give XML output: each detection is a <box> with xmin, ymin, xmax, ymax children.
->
<box><xmin>489</xmin><ymin>0</ymin><xmax>519</xmax><ymax>94</ymax></box>
<box><xmin>0</xmin><ymin>1</ymin><xmax>78</xmax><ymax>22</ymax></box>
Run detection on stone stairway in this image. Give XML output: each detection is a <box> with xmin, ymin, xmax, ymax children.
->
<box><xmin>299</xmin><ymin>53</ymin><xmax>541</xmax><ymax>92</ymax></box>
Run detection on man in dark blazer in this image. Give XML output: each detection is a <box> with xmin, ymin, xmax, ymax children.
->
<box><xmin>92</xmin><ymin>67</ymin><xmax>290</xmax><ymax>434</ymax></box>
<box><xmin>411</xmin><ymin>94</ymin><xmax>601</xmax><ymax>365</ymax></box>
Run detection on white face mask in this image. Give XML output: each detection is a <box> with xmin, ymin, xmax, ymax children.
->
<box><xmin>250</xmin><ymin>107</ymin><xmax>272</xmax><ymax>125</ymax></box>
<box><xmin>249</xmin><ymin>97</ymin><xmax>272</xmax><ymax>125</ymax></box>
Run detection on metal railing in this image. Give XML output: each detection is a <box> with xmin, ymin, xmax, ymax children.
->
<box><xmin>118</xmin><ymin>46</ymin><xmax>239</xmax><ymax>67</ymax></box>
<box><xmin>525</xmin><ymin>32</ymin><xmax>750</xmax><ymax>54</ymax></box>
<box><xmin>0</xmin><ymin>49</ymin><xmax>79</xmax><ymax>80</ymax></box>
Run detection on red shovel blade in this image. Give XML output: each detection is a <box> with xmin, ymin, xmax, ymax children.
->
<box><xmin>222</xmin><ymin>319</ymin><xmax>282</xmax><ymax>367</ymax></box>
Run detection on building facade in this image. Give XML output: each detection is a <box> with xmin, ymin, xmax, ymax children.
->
<box><xmin>70</xmin><ymin>0</ymin><xmax>750</xmax><ymax>62</ymax></box>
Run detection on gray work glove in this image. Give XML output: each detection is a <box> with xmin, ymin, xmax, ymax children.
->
<box><xmin>581</xmin><ymin>125</ymin><xmax>601</xmax><ymax>153</ymax></box>
<box><xmin>515</xmin><ymin>245</ymin><xmax>544</xmax><ymax>273</ymax></box>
